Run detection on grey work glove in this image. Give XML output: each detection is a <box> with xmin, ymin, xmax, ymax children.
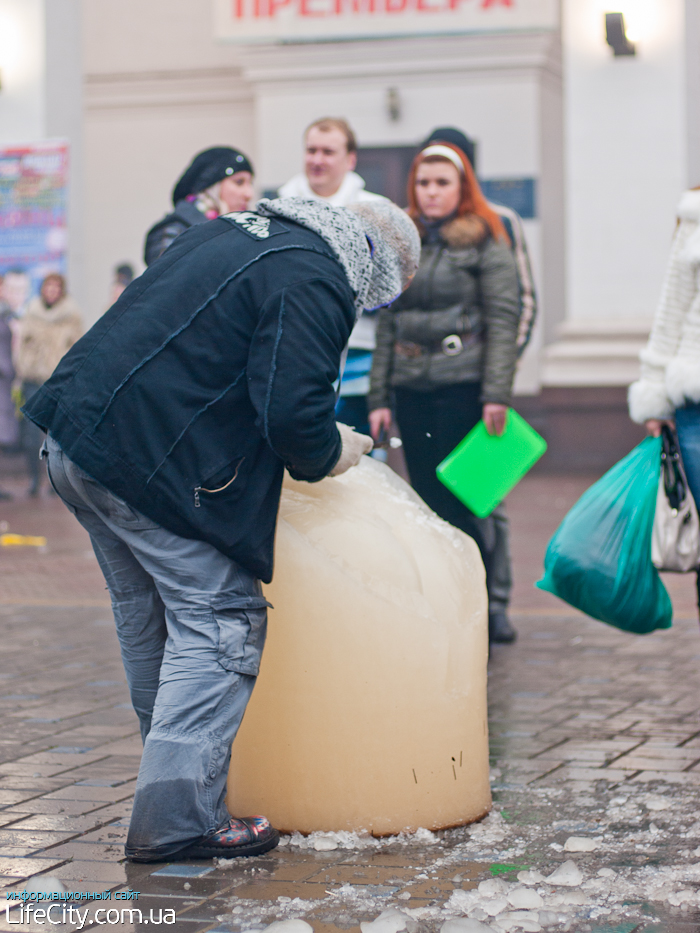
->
<box><xmin>329</xmin><ymin>422</ymin><xmax>374</xmax><ymax>476</ymax></box>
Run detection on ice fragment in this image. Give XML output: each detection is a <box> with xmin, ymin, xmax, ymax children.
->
<box><xmin>561</xmin><ymin>892</ymin><xmax>590</xmax><ymax>906</ymax></box>
<box><xmin>263</xmin><ymin>923</ymin><xmax>313</xmax><ymax>933</ymax></box>
<box><xmin>494</xmin><ymin>912</ymin><xmax>542</xmax><ymax>932</ymax></box>
<box><xmin>441</xmin><ymin>920</ymin><xmax>498</xmax><ymax>933</ymax></box>
<box><xmin>667</xmin><ymin>889</ymin><xmax>696</xmax><ymax>906</ymax></box>
<box><xmin>313</xmin><ymin>835</ymin><xmax>339</xmax><ymax>850</ymax></box>
<box><xmin>361</xmin><ymin>908</ymin><xmax>410</xmax><ymax>933</ymax></box>
<box><xmin>545</xmin><ymin>861</ymin><xmax>583</xmax><ymax>886</ymax></box>
<box><xmin>563</xmin><ymin>836</ymin><xmax>598</xmax><ymax>852</ymax></box>
<box><xmin>507</xmin><ymin>887</ymin><xmax>543</xmax><ymax>909</ymax></box>
<box><xmin>447</xmin><ymin>889</ymin><xmax>479</xmax><ymax>912</ymax></box>
<box><xmin>482</xmin><ymin>897</ymin><xmax>509</xmax><ymax>916</ymax></box>
<box><xmin>24</xmin><ymin>877</ymin><xmax>66</xmax><ymax>896</ymax></box>
<box><xmin>517</xmin><ymin>871</ymin><xmax>545</xmax><ymax>886</ymax></box>
<box><xmin>478</xmin><ymin>878</ymin><xmax>508</xmax><ymax>897</ymax></box>
<box><xmin>645</xmin><ymin>795</ymin><xmax>672</xmax><ymax>811</ymax></box>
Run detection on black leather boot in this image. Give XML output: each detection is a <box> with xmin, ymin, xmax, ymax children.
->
<box><xmin>489</xmin><ymin>609</ymin><xmax>517</xmax><ymax>644</ymax></box>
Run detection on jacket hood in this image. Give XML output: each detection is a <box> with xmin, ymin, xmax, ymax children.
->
<box><xmin>257</xmin><ymin>197</ymin><xmax>420</xmax><ymax>313</ymax></box>
<box><xmin>24</xmin><ymin>295</ymin><xmax>81</xmax><ymax>325</ymax></box>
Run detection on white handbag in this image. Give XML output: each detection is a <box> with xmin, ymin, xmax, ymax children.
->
<box><xmin>651</xmin><ymin>426</ymin><xmax>700</xmax><ymax>573</ymax></box>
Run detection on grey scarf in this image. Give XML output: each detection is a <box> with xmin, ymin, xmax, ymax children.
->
<box><xmin>256</xmin><ymin>197</ymin><xmax>419</xmax><ymax>315</ymax></box>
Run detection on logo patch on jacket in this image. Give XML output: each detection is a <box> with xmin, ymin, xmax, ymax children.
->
<box><xmin>221</xmin><ymin>212</ymin><xmax>288</xmax><ymax>240</ymax></box>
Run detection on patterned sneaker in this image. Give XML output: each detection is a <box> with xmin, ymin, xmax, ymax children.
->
<box><xmin>179</xmin><ymin>816</ymin><xmax>279</xmax><ymax>860</ymax></box>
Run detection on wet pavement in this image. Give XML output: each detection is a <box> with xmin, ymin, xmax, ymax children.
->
<box><xmin>0</xmin><ymin>470</ymin><xmax>700</xmax><ymax>932</ymax></box>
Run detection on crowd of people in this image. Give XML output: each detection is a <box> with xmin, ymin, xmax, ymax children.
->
<box><xmin>138</xmin><ymin>118</ymin><xmax>537</xmax><ymax>644</ymax></box>
<box><xmin>5</xmin><ymin>113</ymin><xmax>700</xmax><ymax>867</ymax></box>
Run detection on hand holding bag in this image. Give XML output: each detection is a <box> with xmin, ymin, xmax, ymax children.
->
<box><xmin>651</xmin><ymin>425</ymin><xmax>700</xmax><ymax>573</ymax></box>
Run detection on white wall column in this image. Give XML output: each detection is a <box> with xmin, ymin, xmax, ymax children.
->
<box><xmin>543</xmin><ymin>0</ymin><xmax>687</xmax><ymax>386</ymax></box>
<box><xmin>45</xmin><ymin>0</ymin><xmax>84</xmax><ymax>309</ymax></box>
<box><xmin>0</xmin><ymin>0</ymin><xmax>45</xmax><ymax>143</ymax></box>
<box><xmin>0</xmin><ymin>0</ymin><xmax>84</xmax><ymax>306</ymax></box>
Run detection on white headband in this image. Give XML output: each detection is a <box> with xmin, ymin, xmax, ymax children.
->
<box><xmin>419</xmin><ymin>145</ymin><xmax>465</xmax><ymax>174</ymax></box>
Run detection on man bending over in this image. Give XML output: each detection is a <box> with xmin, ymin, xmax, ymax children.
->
<box><xmin>24</xmin><ymin>197</ymin><xmax>420</xmax><ymax>864</ymax></box>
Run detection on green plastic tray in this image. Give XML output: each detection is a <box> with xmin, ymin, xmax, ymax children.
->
<box><xmin>436</xmin><ymin>409</ymin><xmax>547</xmax><ymax>518</ymax></box>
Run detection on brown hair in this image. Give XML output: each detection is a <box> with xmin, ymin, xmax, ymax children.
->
<box><xmin>41</xmin><ymin>273</ymin><xmax>67</xmax><ymax>302</ymax></box>
<box><xmin>407</xmin><ymin>143</ymin><xmax>510</xmax><ymax>245</ymax></box>
<box><xmin>305</xmin><ymin>118</ymin><xmax>357</xmax><ymax>155</ymax></box>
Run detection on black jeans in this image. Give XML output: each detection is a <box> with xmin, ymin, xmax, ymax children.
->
<box><xmin>395</xmin><ymin>382</ymin><xmax>512</xmax><ymax>611</ymax></box>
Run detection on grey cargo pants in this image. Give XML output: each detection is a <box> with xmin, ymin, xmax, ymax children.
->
<box><xmin>44</xmin><ymin>436</ymin><xmax>268</xmax><ymax>861</ymax></box>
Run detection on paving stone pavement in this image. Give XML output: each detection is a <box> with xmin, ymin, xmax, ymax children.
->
<box><xmin>0</xmin><ymin>473</ymin><xmax>700</xmax><ymax>932</ymax></box>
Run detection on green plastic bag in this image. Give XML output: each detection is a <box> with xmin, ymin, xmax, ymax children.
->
<box><xmin>536</xmin><ymin>436</ymin><xmax>672</xmax><ymax>634</ymax></box>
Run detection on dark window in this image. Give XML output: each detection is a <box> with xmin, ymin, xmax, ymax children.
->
<box><xmin>355</xmin><ymin>146</ymin><xmax>419</xmax><ymax>205</ymax></box>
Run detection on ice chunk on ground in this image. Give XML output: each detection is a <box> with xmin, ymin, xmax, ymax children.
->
<box><xmin>517</xmin><ymin>871</ymin><xmax>545</xmax><ymax>886</ymax></box>
<box><xmin>24</xmin><ymin>876</ymin><xmax>66</xmax><ymax>895</ymax></box>
<box><xmin>414</xmin><ymin>827</ymin><xmax>439</xmax><ymax>845</ymax></box>
<box><xmin>507</xmin><ymin>887</ymin><xmax>543</xmax><ymax>909</ymax></box>
<box><xmin>667</xmin><ymin>889</ymin><xmax>697</xmax><ymax>906</ymax></box>
<box><xmin>447</xmin><ymin>889</ymin><xmax>480</xmax><ymax>912</ymax></box>
<box><xmin>597</xmin><ymin>868</ymin><xmax>615</xmax><ymax>878</ymax></box>
<box><xmin>361</xmin><ymin>908</ymin><xmax>410</xmax><ymax>933</ymax></box>
<box><xmin>478</xmin><ymin>878</ymin><xmax>509</xmax><ymax>897</ymax></box>
<box><xmin>645</xmin><ymin>794</ymin><xmax>672</xmax><ymax>811</ymax></box>
<box><xmin>263</xmin><ymin>922</ymin><xmax>313</xmax><ymax>933</ymax></box>
<box><xmin>545</xmin><ymin>861</ymin><xmax>583</xmax><ymax>886</ymax></box>
<box><xmin>494</xmin><ymin>912</ymin><xmax>542</xmax><ymax>933</ymax></box>
<box><xmin>560</xmin><ymin>892</ymin><xmax>590</xmax><ymax>906</ymax></box>
<box><xmin>481</xmin><ymin>897</ymin><xmax>509</xmax><ymax>916</ymax></box>
<box><xmin>563</xmin><ymin>836</ymin><xmax>598</xmax><ymax>852</ymax></box>
<box><xmin>312</xmin><ymin>835</ymin><xmax>338</xmax><ymax>851</ymax></box>
<box><xmin>441</xmin><ymin>919</ymin><xmax>498</xmax><ymax>933</ymax></box>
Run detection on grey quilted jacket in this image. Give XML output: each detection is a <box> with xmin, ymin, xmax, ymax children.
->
<box><xmin>368</xmin><ymin>214</ymin><xmax>520</xmax><ymax>409</ymax></box>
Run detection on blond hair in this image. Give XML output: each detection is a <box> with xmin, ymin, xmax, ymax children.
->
<box><xmin>305</xmin><ymin>117</ymin><xmax>357</xmax><ymax>154</ymax></box>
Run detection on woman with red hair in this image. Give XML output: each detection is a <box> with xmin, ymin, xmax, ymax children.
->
<box><xmin>368</xmin><ymin>142</ymin><xmax>520</xmax><ymax>643</ymax></box>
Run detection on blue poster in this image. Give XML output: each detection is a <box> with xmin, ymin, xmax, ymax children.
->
<box><xmin>0</xmin><ymin>141</ymin><xmax>69</xmax><ymax>314</ymax></box>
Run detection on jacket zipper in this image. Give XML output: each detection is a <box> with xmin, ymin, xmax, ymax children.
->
<box><xmin>194</xmin><ymin>458</ymin><xmax>244</xmax><ymax>508</ymax></box>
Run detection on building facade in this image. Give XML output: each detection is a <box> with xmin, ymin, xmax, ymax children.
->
<box><xmin>0</xmin><ymin>0</ymin><xmax>697</xmax><ymax>466</ymax></box>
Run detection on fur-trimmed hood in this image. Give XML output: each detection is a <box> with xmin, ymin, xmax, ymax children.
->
<box><xmin>416</xmin><ymin>213</ymin><xmax>488</xmax><ymax>249</ymax></box>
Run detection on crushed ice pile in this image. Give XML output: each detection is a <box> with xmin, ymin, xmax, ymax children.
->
<box><xmin>219</xmin><ymin>786</ymin><xmax>700</xmax><ymax>932</ymax></box>
<box><xmin>278</xmin><ymin>828</ymin><xmax>440</xmax><ymax>852</ymax></box>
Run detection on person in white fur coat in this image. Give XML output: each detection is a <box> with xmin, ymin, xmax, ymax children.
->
<box><xmin>629</xmin><ymin>187</ymin><xmax>700</xmax><ymax>611</ymax></box>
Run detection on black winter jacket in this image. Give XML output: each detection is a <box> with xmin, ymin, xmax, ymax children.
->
<box><xmin>143</xmin><ymin>199</ymin><xmax>209</xmax><ymax>267</ymax></box>
<box><xmin>24</xmin><ymin>213</ymin><xmax>355</xmax><ymax>582</ymax></box>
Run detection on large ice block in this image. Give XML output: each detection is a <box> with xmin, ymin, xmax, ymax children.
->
<box><xmin>227</xmin><ymin>457</ymin><xmax>490</xmax><ymax>835</ymax></box>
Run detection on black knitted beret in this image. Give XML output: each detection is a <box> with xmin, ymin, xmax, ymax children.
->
<box><xmin>172</xmin><ymin>147</ymin><xmax>254</xmax><ymax>205</ymax></box>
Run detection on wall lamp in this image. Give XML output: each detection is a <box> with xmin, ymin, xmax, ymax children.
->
<box><xmin>605</xmin><ymin>12</ymin><xmax>636</xmax><ymax>57</ymax></box>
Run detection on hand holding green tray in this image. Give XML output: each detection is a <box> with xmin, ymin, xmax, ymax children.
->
<box><xmin>436</xmin><ymin>409</ymin><xmax>547</xmax><ymax>518</ymax></box>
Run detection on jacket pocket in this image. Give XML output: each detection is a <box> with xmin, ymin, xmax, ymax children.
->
<box><xmin>194</xmin><ymin>457</ymin><xmax>245</xmax><ymax>509</ymax></box>
<box><xmin>216</xmin><ymin>607</ymin><xmax>268</xmax><ymax>675</ymax></box>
